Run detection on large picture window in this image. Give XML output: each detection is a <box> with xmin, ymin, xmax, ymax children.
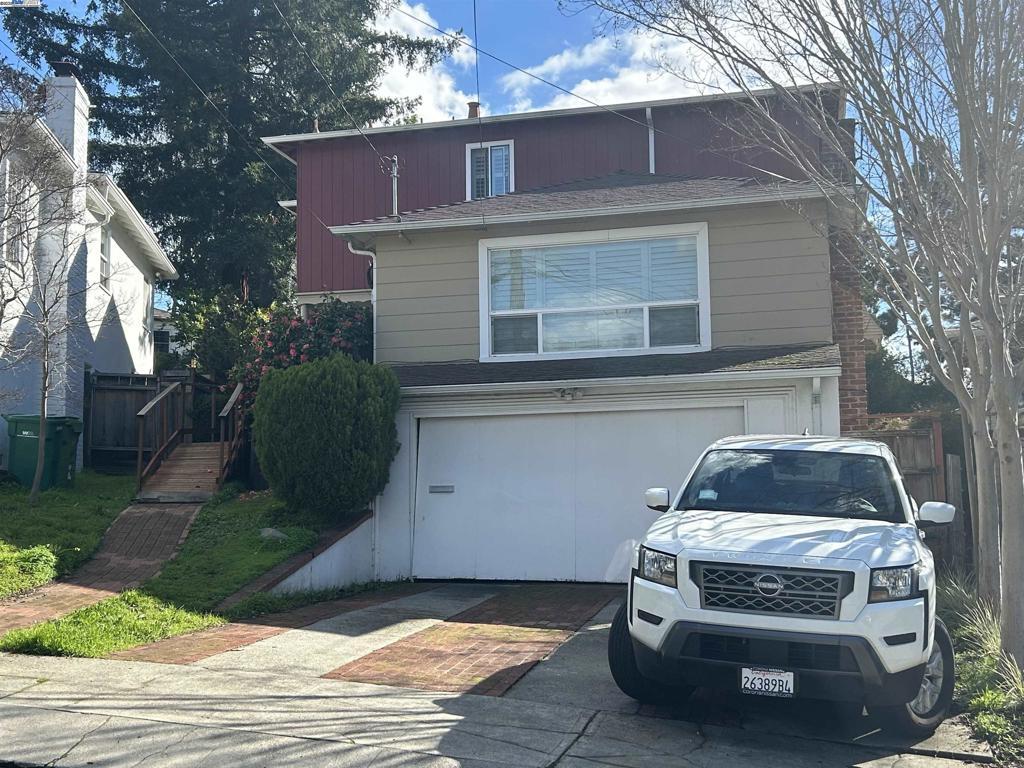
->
<box><xmin>481</xmin><ymin>224</ymin><xmax>710</xmax><ymax>360</ymax></box>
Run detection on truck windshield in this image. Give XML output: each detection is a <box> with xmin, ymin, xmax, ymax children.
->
<box><xmin>677</xmin><ymin>449</ymin><xmax>906</xmax><ymax>523</ymax></box>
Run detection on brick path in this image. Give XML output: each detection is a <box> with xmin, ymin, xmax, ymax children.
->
<box><xmin>108</xmin><ymin>582</ymin><xmax>430</xmax><ymax>664</ymax></box>
<box><xmin>0</xmin><ymin>504</ymin><xmax>201</xmax><ymax>635</ymax></box>
<box><xmin>324</xmin><ymin>584</ymin><xmax>620</xmax><ymax>696</ymax></box>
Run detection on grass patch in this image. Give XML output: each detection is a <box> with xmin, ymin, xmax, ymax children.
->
<box><xmin>938</xmin><ymin>570</ymin><xmax>1024</xmax><ymax>765</ymax></box>
<box><xmin>0</xmin><ymin>487</ymin><xmax>332</xmax><ymax>658</ymax></box>
<box><xmin>0</xmin><ymin>542</ymin><xmax>58</xmax><ymax>600</ymax></box>
<box><xmin>0</xmin><ymin>590</ymin><xmax>223</xmax><ymax>657</ymax></box>
<box><xmin>0</xmin><ymin>471</ymin><xmax>134</xmax><ymax>597</ymax></box>
<box><xmin>142</xmin><ymin>488</ymin><xmax>321</xmax><ymax>613</ymax></box>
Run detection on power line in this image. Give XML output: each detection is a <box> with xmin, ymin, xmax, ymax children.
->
<box><xmin>393</xmin><ymin>4</ymin><xmax>670</xmax><ymax>140</ymax></box>
<box><xmin>269</xmin><ymin>0</ymin><xmax>391</xmax><ymax>176</ymax></box>
<box><xmin>117</xmin><ymin>0</ymin><xmax>344</xmax><ymax>240</ymax></box>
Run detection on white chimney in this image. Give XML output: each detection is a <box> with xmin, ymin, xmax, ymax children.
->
<box><xmin>44</xmin><ymin>61</ymin><xmax>91</xmax><ymax>172</ymax></box>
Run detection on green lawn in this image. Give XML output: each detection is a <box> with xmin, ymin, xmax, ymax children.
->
<box><xmin>0</xmin><ymin>590</ymin><xmax>224</xmax><ymax>657</ymax></box>
<box><xmin>0</xmin><ymin>472</ymin><xmax>134</xmax><ymax>598</ymax></box>
<box><xmin>0</xmin><ymin>485</ymin><xmax>333</xmax><ymax>657</ymax></box>
<box><xmin>143</xmin><ymin>488</ymin><xmax>321</xmax><ymax>612</ymax></box>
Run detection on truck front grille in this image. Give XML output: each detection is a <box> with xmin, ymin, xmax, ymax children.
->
<box><xmin>691</xmin><ymin>562</ymin><xmax>853</xmax><ymax>619</ymax></box>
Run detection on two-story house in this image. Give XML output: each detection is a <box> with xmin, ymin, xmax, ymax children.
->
<box><xmin>0</xmin><ymin>63</ymin><xmax>176</xmax><ymax>470</ymax></box>
<box><xmin>263</xmin><ymin>89</ymin><xmax>867</xmax><ymax>583</ymax></box>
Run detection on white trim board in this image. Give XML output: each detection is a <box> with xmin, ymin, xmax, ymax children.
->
<box><xmin>262</xmin><ymin>83</ymin><xmax>839</xmax><ymax>150</ymax></box>
<box><xmin>477</xmin><ymin>221</ymin><xmax>712</xmax><ymax>363</ymax></box>
<box><xmin>396</xmin><ymin>365</ymin><xmax>842</xmax><ymax>397</ymax></box>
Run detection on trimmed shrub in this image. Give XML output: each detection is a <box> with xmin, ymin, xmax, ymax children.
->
<box><xmin>232</xmin><ymin>299</ymin><xmax>372</xmax><ymax>409</ymax></box>
<box><xmin>252</xmin><ymin>354</ymin><xmax>400</xmax><ymax>521</ymax></box>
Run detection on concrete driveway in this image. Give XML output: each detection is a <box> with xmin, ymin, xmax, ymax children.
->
<box><xmin>0</xmin><ymin>583</ymin><xmax>994</xmax><ymax>767</ymax></box>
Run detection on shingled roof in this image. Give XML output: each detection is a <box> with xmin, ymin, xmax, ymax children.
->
<box><xmin>330</xmin><ymin>172</ymin><xmax>825</xmax><ymax>235</ymax></box>
<box><xmin>391</xmin><ymin>343</ymin><xmax>841</xmax><ymax>389</ymax></box>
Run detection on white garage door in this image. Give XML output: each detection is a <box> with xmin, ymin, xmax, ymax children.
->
<box><xmin>411</xmin><ymin>404</ymin><xmax>748</xmax><ymax>582</ymax></box>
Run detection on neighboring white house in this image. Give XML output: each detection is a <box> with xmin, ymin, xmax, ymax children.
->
<box><xmin>152</xmin><ymin>307</ymin><xmax>188</xmax><ymax>363</ymax></box>
<box><xmin>0</xmin><ymin>63</ymin><xmax>176</xmax><ymax>470</ymax></box>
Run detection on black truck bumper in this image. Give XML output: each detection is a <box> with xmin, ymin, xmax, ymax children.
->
<box><xmin>632</xmin><ymin>620</ymin><xmax>925</xmax><ymax>705</ymax></box>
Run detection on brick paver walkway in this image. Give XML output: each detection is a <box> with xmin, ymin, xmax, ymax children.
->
<box><xmin>324</xmin><ymin>584</ymin><xmax>620</xmax><ymax>696</ymax></box>
<box><xmin>0</xmin><ymin>504</ymin><xmax>201</xmax><ymax>635</ymax></box>
<box><xmin>108</xmin><ymin>583</ymin><xmax>430</xmax><ymax>664</ymax></box>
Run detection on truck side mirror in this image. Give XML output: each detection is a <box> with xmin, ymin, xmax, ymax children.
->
<box><xmin>917</xmin><ymin>501</ymin><xmax>955</xmax><ymax>526</ymax></box>
<box><xmin>645</xmin><ymin>487</ymin><xmax>671</xmax><ymax>513</ymax></box>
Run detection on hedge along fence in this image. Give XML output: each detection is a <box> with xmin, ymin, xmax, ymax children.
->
<box><xmin>232</xmin><ymin>299</ymin><xmax>372</xmax><ymax>409</ymax></box>
<box><xmin>252</xmin><ymin>355</ymin><xmax>400</xmax><ymax>522</ymax></box>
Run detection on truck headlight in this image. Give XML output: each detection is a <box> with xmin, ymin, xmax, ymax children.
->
<box><xmin>869</xmin><ymin>564</ymin><xmax>920</xmax><ymax>602</ymax></box>
<box><xmin>638</xmin><ymin>546</ymin><xmax>677</xmax><ymax>588</ymax></box>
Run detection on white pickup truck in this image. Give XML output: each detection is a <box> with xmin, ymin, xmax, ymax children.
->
<box><xmin>609</xmin><ymin>435</ymin><xmax>956</xmax><ymax>736</ymax></box>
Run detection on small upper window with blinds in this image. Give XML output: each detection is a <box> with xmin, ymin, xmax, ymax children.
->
<box><xmin>466</xmin><ymin>141</ymin><xmax>513</xmax><ymax>200</ymax></box>
<box><xmin>487</xmin><ymin>232</ymin><xmax>706</xmax><ymax>357</ymax></box>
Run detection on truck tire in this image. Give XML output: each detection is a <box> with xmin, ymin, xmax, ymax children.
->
<box><xmin>869</xmin><ymin>617</ymin><xmax>955</xmax><ymax>737</ymax></box>
<box><xmin>608</xmin><ymin>602</ymin><xmax>693</xmax><ymax>704</ymax></box>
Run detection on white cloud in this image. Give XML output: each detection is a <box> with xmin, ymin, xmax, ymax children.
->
<box><xmin>373</xmin><ymin>1</ymin><xmax>477</xmax><ymax>123</ymax></box>
<box><xmin>499</xmin><ymin>30</ymin><xmax>740</xmax><ymax>113</ymax></box>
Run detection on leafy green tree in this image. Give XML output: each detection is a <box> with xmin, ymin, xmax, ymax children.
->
<box><xmin>5</xmin><ymin>1</ymin><xmax>451</xmax><ymax>309</ymax></box>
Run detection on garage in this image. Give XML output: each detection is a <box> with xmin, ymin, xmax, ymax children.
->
<box><xmin>411</xmin><ymin>404</ymin><xmax>748</xmax><ymax>582</ymax></box>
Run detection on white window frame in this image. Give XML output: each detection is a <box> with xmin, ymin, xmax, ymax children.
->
<box><xmin>478</xmin><ymin>222</ymin><xmax>711</xmax><ymax>362</ymax></box>
<box><xmin>99</xmin><ymin>225</ymin><xmax>112</xmax><ymax>291</ymax></box>
<box><xmin>143</xmin><ymin>277</ymin><xmax>153</xmax><ymax>337</ymax></box>
<box><xmin>465</xmin><ymin>139</ymin><xmax>515</xmax><ymax>201</ymax></box>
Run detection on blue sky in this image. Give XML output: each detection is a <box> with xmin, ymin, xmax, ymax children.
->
<box><xmin>381</xmin><ymin>0</ymin><xmax>713</xmax><ymax>121</ymax></box>
<box><xmin>0</xmin><ymin>0</ymin><xmax>712</xmax><ymax>121</ymax></box>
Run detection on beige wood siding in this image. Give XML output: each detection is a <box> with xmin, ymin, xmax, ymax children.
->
<box><xmin>373</xmin><ymin>201</ymin><xmax>832</xmax><ymax>364</ymax></box>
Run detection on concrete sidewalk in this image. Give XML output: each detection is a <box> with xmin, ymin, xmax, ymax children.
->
<box><xmin>0</xmin><ymin>649</ymin><xmax>988</xmax><ymax>767</ymax></box>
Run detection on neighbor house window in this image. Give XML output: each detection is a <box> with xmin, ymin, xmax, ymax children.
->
<box><xmin>482</xmin><ymin>224</ymin><xmax>709</xmax><ymax>359</ymax></box>
<box><xmin>99</xmin><ymin>225</ymin><xmax>111</xmax><ymax>290</ymax></box>
<box><xmin>154</xmin><ymin>329</ymin><xmax>170</xmax><ymax>355</ymax></box>
<box><xmin>466</xmin><ymin>141</ymin><xmax>513</xmax><ymax>200</ymax></box>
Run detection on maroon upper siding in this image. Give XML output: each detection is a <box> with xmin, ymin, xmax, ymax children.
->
<box><xmin>286</xmin><ymin>96</ymin><xmax>830</xmax><ymax>294</ymax></box>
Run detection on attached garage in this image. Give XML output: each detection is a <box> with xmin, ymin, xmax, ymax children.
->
<box><xmin>411</xmin><ymin>404</ymin><xmax>747</xmax><ymax>582</ymax></box>
<box><xmin>366</xmin><ymin>345</ymin><xmax>842</xmax><ymax>586</ymax></box>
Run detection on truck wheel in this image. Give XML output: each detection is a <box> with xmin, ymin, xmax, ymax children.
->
<box><xmin>607</xmin><ymin>602</ymin><xmax>693</xmax><ymax>704</ymax></box>
<box><xmin>869</xmin><ymin>617</ymin><xmax>955</xmax><ymax>737</ymax></box>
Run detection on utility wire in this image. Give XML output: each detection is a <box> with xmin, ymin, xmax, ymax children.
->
<box><xmin>269</xmin><ymin>0</ymin><xmax>392</xmax><ymax>176</ymax></box>
<box><xmin>117</xmin><ymin>0</ymin><xmax>345</xmax><ymax>240</ymax></box>
<box><xmin>393</xmin><ymin>4</ymin><xmax>677</xmax><ymax>142</ymax></box>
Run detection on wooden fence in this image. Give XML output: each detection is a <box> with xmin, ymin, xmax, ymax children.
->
<box><xmin>853</xmin><ymin>413</ymin><xmax>971</xmax><ymax>567</ymax></box>
<box><xmin>83</xmin><ymin>369</ymin><xmax>221</xmax><ymax>472</ymax></box>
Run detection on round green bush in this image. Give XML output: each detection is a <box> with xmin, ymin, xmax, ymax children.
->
<box><xmin>252</xmin><ymin>355</ymin><xmax>400</xmax><ymax>520</ymax></box>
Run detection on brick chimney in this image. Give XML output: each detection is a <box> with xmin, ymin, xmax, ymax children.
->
<box><xmin>467</xmin><ymin>101</ymin><xmax>480</xmax><ymax>119</ymax></box>
<box><xmin>44</xmin><ymin>61</ymin><xmax>91</xmax><ymax>173</ymax></box>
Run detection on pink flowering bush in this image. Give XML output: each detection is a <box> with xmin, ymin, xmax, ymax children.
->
<box><xmin>231</xmin><ymin>299</ymin><xmax>372</xmax><ymax>408</ymax></box>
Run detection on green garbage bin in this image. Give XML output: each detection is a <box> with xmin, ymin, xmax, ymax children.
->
<box><xmin>4</xmin><ymin>414</ymin><xmax>83</xmax><ymax>490</ymax></box>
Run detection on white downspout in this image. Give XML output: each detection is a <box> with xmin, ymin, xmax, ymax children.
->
<box><xmin>346</xmin><ymin>237</ymin><xmax>378</xmax><ymax>578</ymax></box>
<box><xmin>646</xmin><ymin>107</ymin><xmax>656</xmax><ymax>174</ymax></box>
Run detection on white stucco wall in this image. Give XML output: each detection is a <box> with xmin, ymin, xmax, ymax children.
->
<box><xmin>82</xmin><ymin>211</ymin><xmax>155</xmax><ymax>376</ymax></box>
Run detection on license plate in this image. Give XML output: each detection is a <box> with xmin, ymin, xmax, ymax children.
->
<box><xmin>740</xmin><ymin>667</ymin><xmax>795</xmax><ymax>697</ymax></box>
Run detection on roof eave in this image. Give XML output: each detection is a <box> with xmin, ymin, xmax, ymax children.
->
<box><xmin>89</xmin><ymin>173</ymin><xmax>177</xmax><ymax>280</ymax></box>
<box><xmin>329</xmin><ymin>187</ymin><xmax>828</xmax><ymax>238</ymax></box>
<box><xmin>262</xmin><ymin>83</ymin><xmax>843</xmax><ymax>150</ymax></box>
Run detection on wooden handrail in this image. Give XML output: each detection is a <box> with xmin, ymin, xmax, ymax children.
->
<box><xmin>218</xmin><ymin>382</ymin><xmax>246</xmax><ymax>485</ymax></box>
<box><xmin>135</xmin><ymin>381</ymin><xmax>186</xmax><ymax>492</ymax></box>
<box><xmin>136</xmin><ymin>381</ymin><xmax>182</xmax><ymax>418</ymax></box>
<box><xmin>218</xmin><ymin>382</ymin><xmax>244</xmax><ymax>419</ymax></box>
